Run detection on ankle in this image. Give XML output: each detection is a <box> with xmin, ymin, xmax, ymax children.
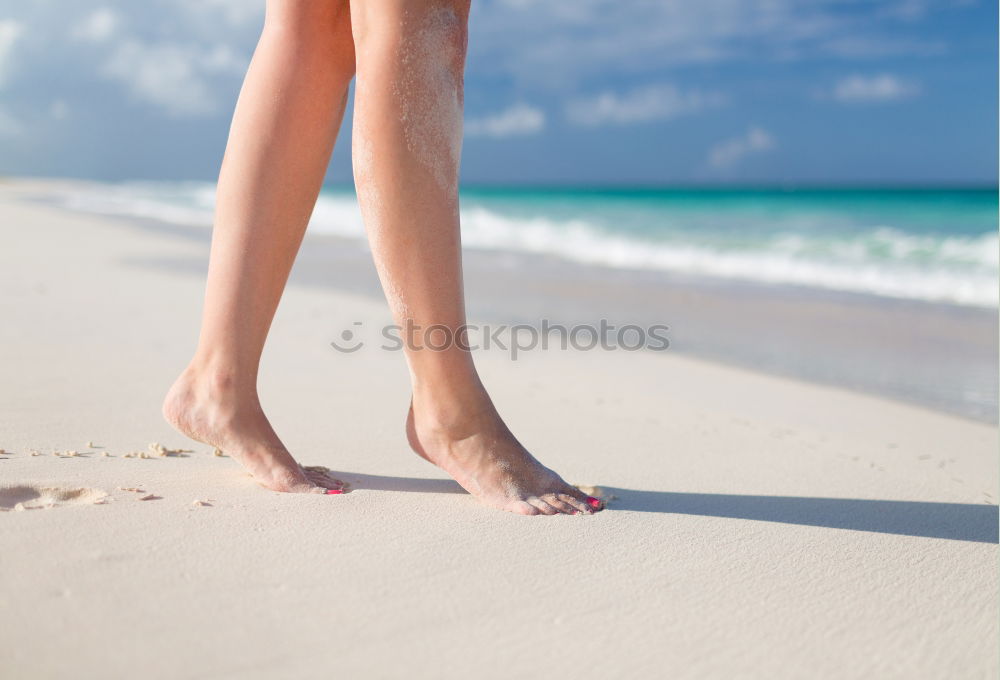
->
<box><xmin>410</xmin><ymin>379</ymin><xmax>499</xmax><ymax>440</ymax></box>
<box><xmin>178</xmin><ymin>358</ymin><xmax>259</xmax><ymax>405</ymax></box>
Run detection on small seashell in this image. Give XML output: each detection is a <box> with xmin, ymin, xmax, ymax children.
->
<box><xmin>14</xmin><ymin>502</ymin><xmax>26</xmax><ymax>512</ymax></box>
<box><xmin>191</xmin><ymin>500</ymin><xmax>212</xmax><ymax>507</ymax></box>
<box><xmin>101</xmin><ymin>451</ymin><xmax>110</xmax><ymax>457</ymax></box>
<box><xmin>87</xmin><ymin>441</ymin><xmax>95</xmax><ymax>448</ymax></box>
<box><xmin>138</xmin><ymin>494</ymin><xmax>159</xmax><ymax>501</ymax></box>
<box><xmin>213</xmin><ymin>448</ymin><xmax>225</xmax><ymax>457</ymax></box>
<box><xmin>31</xmin><ymin>451</ymin><xmax>40</xmax><ymax>456</ymax></box>
<box><xmin>157</xmin><ymin>446</ymin><xmax>193</xmax><ymax>457</ymax></box>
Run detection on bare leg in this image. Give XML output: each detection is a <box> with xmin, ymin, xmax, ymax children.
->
<box><xmin>350</xmin><ymin>0</ymin><xmax>599</xmax><ymax>515</ymax></box>
<box><xmin>163</xmin><ymin>0</ymin><xmax>354</xmax><ymax>493</ymax></box>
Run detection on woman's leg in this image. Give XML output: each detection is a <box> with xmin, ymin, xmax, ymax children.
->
<box><xmin>350</xmin><ymin>0</ymin><xmax>598</xmax><ymax>515</ymax></box>
<box><xmin>163</xmin><ymin>0</ymin><xmax>355</xmax><ymax>493</ymax></box>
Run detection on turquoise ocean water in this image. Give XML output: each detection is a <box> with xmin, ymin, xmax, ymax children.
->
<box><xmin>58</xmin><ymin>182</ymin><xmax>998</xmax><ymax>308</ymax></box>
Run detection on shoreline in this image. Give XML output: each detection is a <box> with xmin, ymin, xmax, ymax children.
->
<box><xmin>7</xmin><ymin>178</ymin><xmax>994</xmax><ymax>423</ymax></box>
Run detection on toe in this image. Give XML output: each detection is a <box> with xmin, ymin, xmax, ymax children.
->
<box><xmin>303</xmin><ymin>467</ymin><xmax>344</xmax><ymax>490</ymax></box>
<box><xmin>543</xmin><ymin>494</ymin><xmax>578</xmax><ymax>515</ymax></box>
<box><xmin>507</xmin><ymin>500</ymin><xmax>540</xmax><ymax>515</ymax></box>
<box><xmin>526</xmin><ymin>496</ymin><xmax>559</xmax><ymax>515</ymax></box>
<box><xmin>557</xmin><ymin>493</ymin><xmax>591</xmax><ymax>514</ymax></box>
<box><xmin>267</xmin><ymin>468</ymin><xmax>324</xmax><ymax>494</ymax></box>
<box><xmin>567</xmin><ymin>485</ymin><xmax>602</xmax><ymax>511</ymax></box>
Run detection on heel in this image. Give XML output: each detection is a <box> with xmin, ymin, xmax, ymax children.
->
<box><xmin>406</xmin><ymin>398</ymin><xmax>432</xmax><ymax>462</ymax></box>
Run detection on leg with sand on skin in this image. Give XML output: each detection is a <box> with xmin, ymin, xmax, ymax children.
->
<box><xmin>349</xmin><ymin>0</ymin><xmax>601</xmax><ymax>515</ymax></box>
<box><xmin>163</xmin><ymin>0</ymin><xmax>354</xmax><ymax>493</ymax></box>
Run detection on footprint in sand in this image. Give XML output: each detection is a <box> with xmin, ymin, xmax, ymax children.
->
<box><xmin>0</xmin><ymin>484</ymin><xmax>109</xmax><ymax>511</ymax></box>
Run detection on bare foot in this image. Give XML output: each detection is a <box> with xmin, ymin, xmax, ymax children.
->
<box><xmin>406</xmin><ymin>396</ymin><xmax>602</xmax><ymax>516</ymax></box>
<box><xmin>163</xmin><ymin>369</ymin><xmax>342</xmax><ymax>494</ymax></box>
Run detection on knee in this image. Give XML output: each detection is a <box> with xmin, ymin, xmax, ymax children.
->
<box><xmin>264</xmin><ymin>0</ymin><xmax>356</xmax><ymax>73</ymax></box>
<box><xmin>265</xmin><ymin>0</ymin><xmax>352</xmax><ymax>32</ymax></box>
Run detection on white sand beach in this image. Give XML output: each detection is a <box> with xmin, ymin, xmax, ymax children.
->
<box><xmin>1</xmin><ymin>180</ymin><xmax>997</xmax><ymax>679</ymax></box>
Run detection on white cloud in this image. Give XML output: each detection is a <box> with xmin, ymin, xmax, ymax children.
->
<box><xmin>830</xmin><ymin>73</ymin><xmax>920</xmax><ymax>103</ymax></box>
<box><xmin>73</xmin><ymin>8</ymin><xmax>119</xmax><ymax>43</ymax></box>
<box><xmin>49</xmin><ymin>99</ymin><xmax>70</xmax><ymax>120</ymax></box>
<box><xmin>708</xmin><ymin>126</ymin><xmax>775</xmax><ymax>169</ymax></box>
<box><xmin>200</xmin><ymin>45</ymin><xmax>246</xmax><ymax>73</ymax></box>
<box><xmin>465</xmin><ymin>103</ymin><xmax>545</xmax><ymax>137</ymax></box>
<box><xmin>469</xmin><ymin>0</ymin><xmax>963</xmax><ymax>87</ymax></box>
<box><xmin>882</xmin><ymin>0</ymin><xmax>931</xmax><ymax>21</ymax></box>
<box><xmin>102</xmin><ymin>40</ymin><xmax>246</xmax><ymax>117</ymax></box>
<box><xmin>177</xmin><ymin>0</ymin><xmax>264</xmax><ymax>28</ymax></box>
<box><xmin>0</xmin><ymin>19</ymin><xmax>25</xmax><ymax>88</ymax></box>
<box><xmin>567</xmin><ymin>84</ymin><xmax>724</xmax><ymax>127</ymax></box>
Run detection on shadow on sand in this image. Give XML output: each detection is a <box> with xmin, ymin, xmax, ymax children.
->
<box><xmin>340</xmin><ymin>473</ymin><xmax>999</xmax><ymax>544</ymax></box>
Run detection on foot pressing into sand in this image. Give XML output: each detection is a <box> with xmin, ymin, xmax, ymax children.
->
<box><xmin>406</xmin><ymin>391</ymin><xmax>602</xmax><ymax>516</ymax></box>
<box><xmin>163</xmin><ymin>369</ymin><xmax>337</xmax><ymax>494</ymax></box>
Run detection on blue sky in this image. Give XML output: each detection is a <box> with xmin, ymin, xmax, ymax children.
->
<box><xmin>0</xmin><ymin>0</ymin><xmax>996</xmax><ymax>185</ymax></box>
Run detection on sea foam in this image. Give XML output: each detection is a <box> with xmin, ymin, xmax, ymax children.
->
<box><xmin>50</xmin><ymin>181</ymin><xmax>1000</xmax><ymax>308</ymax></box>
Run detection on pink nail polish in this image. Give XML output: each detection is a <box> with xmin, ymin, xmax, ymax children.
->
<box><xmin>325</xmin><ymin>489</ymin><xmax>344</xmax><ymax>495</ymax></box>
<box><xmin>587</xmin><ymin>497</ymin><xmax>601</xmax><ymax>509</ymax></box>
